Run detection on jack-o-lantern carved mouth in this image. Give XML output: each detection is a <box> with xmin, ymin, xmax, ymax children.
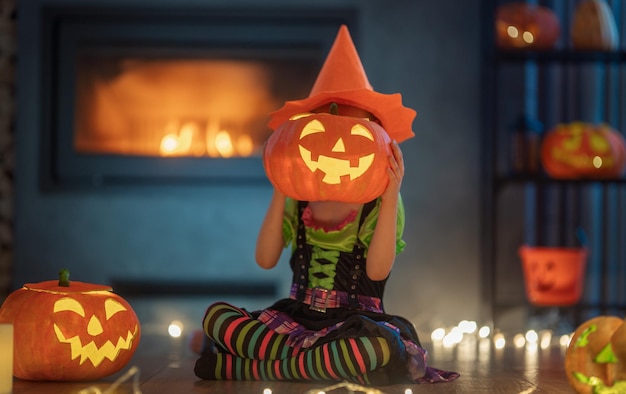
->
<box><xmin>54</xmin><ymin>325</ymin><xmax>137</xmax><ymax>367</ymax></box>
<box><xmin>53</xmin><ymin>296</ymin><xmax>139</xmax><ymax>367</ymax></box>
<box><xmin>552</xmin><ymin>148</ymin><xmax>614</xmax><ymax>170</ymax></box>
<box><xmin>298</xmin><ymin>118</ymin><xmax>375</xmax><ymax>184</ymax></box>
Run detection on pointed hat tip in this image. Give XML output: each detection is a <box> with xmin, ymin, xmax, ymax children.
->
<box><xmin>309</xmin><ymin>24</ymin><xmax>372</xmax><ymax>95</ymax></box>
<box><xmin>337</xmin><ymin>24</ymin><xmax>350</xmax><ymax>36</ymax></box>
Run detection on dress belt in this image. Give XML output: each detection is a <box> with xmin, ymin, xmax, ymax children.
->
<box><xmin>289</xmin><ymin>284</ymin><xmax>383</xmax><ymax>314</ymax></box>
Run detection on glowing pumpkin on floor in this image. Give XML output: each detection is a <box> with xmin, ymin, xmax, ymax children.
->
<box><xmin>565</xmin><ymin>316</ymin><xmax>626</xmax><ymax>393</ymax></box>
<box><xmin>0</xmin><ymin>269</ymin><xmax>141</xmax><ymax>381</ymax></box>
<box><xmin>264</xmin><ymin>103</ymin><xmax>392</xmax><ymax>203</ymax></box>
<box><xmin>541</xmin><ymin>122</ymin><xmax>626</xmax><ymax>179</ymax></box>
<box><xmin>495</xmin><ymin>2</ymin><xmax>560</xmax><ymax>49</ymax></box>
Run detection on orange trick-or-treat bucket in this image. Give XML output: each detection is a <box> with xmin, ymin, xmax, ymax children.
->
<box><xmin>519</xmin><ymin>246</ymin><xmax>588</xmax><ymax>306</ymax></box>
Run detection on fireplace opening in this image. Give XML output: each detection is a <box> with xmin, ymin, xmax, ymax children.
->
<box><xmin>75</xmin><ymin>55</ymin><xmax>310</xmax><ymax>159</ymax></box>
<box><xmin>39</xmin><ymin>5</ymin><xmax>358</xmax><ymax>189</ymax></box>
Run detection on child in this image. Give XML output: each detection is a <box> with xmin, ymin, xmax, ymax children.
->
<box><xmin>194</xmin><ymin>25</ymin><xmax>459</xmax><ymax>385</ymax></box>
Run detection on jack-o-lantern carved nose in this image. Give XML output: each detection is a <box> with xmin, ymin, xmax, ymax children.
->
<box><xmin>87</xmin><ymin>315</ymin><xmax>104</xmax><ymax>336</ymax></box>
<box><xmin>332</xmin><ymin>138</ymin><xmax>345</xmax><ymax>153</ymax></box>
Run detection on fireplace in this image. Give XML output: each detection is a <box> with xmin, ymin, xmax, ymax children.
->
<box><xmin>38</xmin><ymin>4</ymin><xmax>358</xmax><ymax>189</ymax></box>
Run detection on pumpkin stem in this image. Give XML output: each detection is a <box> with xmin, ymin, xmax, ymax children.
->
<box><xmin>329</xmin><ymin>102</ymin><xmax>339</xmax><ymax>115</ymax></box>
<box><xmin>58</xmin><ymin>268</ymin><xmax>70</xmax><ymax>287</ymax></box>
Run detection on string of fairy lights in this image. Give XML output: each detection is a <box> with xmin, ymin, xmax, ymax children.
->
<box><xmin>429</xmin><ymin>320</ymin><xmax>572</xmax><ymax>351</ymax></box>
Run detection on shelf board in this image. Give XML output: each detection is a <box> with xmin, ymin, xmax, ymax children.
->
<box><xmin>492</xmin><ymin>49</ymin><xmax>626</xmax><ymax>64</ymax></box>
<box><xmin>495</xmin><ymin>174</ymin><xmax>626</xmax><ymax>188</ymax></box>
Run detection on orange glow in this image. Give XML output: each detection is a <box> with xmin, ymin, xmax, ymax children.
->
<box><xmin>214</xmin><ymin>131</ymin><xmax>234</xmax><ymax>158</ymax></box>
<box><xmin>159</xmin><ymin>122</ymin><xmax>196</xmax><ymax>156</ymax></box>
<box><xmin>236</xmin><ymin>134</ymin><xmax>254</xmax><ymax>157</ymax></box>
<box><xmin>158</xmin><ymin>123</ymin><xmax>255</xmax><ymax>158</ymax></box>
<box><xmin>75</xmin><ymin>59</ymin><xmax>282</xmax><ymax>158</ymax></box>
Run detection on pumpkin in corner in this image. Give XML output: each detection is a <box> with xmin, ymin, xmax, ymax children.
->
<box><xmin>0</xmin><ymin>269</ymin><xmax>141</xmax><ymax>381</ymax></box>
<box><xmin>565</xmin><ymin>316</ymin><xmax>626</xmax><ymax>393</ymax></box>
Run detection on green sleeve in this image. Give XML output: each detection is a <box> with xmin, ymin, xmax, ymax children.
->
<box><xmin>282</xmin><ymin>198</ymin><xmax>298</xmax><ymax>249</ymax></box>
<box><xmin>359</xmin><ymin>194</ymin><xmax>406</xmax><ymax>255</ymax></box>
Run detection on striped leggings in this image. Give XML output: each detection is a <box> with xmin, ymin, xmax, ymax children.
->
<box><xmin>194</xmin><ymin>301</ymin><xmax>393</xmax><ymax>384</ymax></box>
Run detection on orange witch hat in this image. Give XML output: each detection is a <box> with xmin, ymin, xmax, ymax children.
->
<box><xmin>267</xmin><ymin>25</ymin><xmax>416</xmax><ymax>143</ymax></box>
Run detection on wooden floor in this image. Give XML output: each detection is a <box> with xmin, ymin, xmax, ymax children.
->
<box><xmin>10</xmin><ymin>340</ymin><xmax>575</xmax><ymax>394</ymax></box>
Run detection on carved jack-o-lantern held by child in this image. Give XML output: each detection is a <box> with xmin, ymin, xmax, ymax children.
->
<box><xmin>194</xmin><ymin>25</ymin><xmax>459</xmax><ymax>385</ymax></box>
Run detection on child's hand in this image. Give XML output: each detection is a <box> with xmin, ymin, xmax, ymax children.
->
<box><xmin>381</xmin><ymin>140</ymin><xmax>404</xmax><ymax>201</ymax></box>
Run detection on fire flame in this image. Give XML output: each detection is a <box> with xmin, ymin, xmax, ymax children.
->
<box><xmin>159</xmin><ymin>121</ymin><xmax>251</xmax><ymax>158</ymax></box>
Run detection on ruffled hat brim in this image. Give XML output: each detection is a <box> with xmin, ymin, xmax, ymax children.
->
<box><xmin>268</xmin><ymin>89</ymin><xmax>416</xmax><ymax>143</ymax></box>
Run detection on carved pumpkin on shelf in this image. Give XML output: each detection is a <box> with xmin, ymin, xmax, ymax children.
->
<box><xmin>571</xmin><ymin>0</ymin><xmax>619</xmax><ymax>51</ymax></box>
<box><xmin>519</xmin><ymin>246</ymin><xmax>587</xmax><ymax>306</ymax></box>
<box><xmin>263</xmin><ymin>103</ymin><xmax>392</xmax><ymax>203</ymax></box>
<box><xmin>495</xmin><ymin>2</ymin><xmax>561</xmax><ymax>50</ymax></box>
<box><xmin>0</xmin><ymin>269</ymin><xmax>141</xmax><ymax>381</ymax></box>
<box><xmin>565</xmin><ymin>316</ymin><xmax>626</xmax><ymax>393</ymax></box>
<box><xmin>541</xmin><ymin>122</ymin><xmax>626</xmax><ymax>179</ymax></box>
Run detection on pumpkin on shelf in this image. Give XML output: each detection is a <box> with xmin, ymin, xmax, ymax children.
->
<box><xmin>0</xmin><ymin>269</ymin><xmax>141</xmax><ymax>381</ymax></box>
<box><xmin>264</xmin><ymin>103</ymin><xmax>392</xmax><ymax>203</ymax></box>
<box><xmin>495</xmin><ymin>2</ymin><xmax>561</xmax><ymax>50</ymax></box>
<box><xmin>518</xmin><ymin>245</ymin><xmax>587</xmax><ymax>306</ymax></box>
<box><xmin>571</xmin><ymin>0</ymin><xmax>619</xmax><ymax>51</ymax></box>
<box><xmin>541</xmin><ymin>122</ymin><xmax>626</xmax><ymax>179</ymax></box>
<box><xmin>565</xmin><ymin>316</ymin><xmax>626</xmax><ymax>393</ymax></box>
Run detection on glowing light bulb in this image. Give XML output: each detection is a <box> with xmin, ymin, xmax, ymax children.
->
<box><xmin>431</xmin><ymin>328</ymin><xmax>446</xmax><ymax>342</ymax></box>
<box><xmin>514</xmin><ymin>333</ymin><xmax>526</xmax><ymax>348</ymax></box>
<box><xmin>560</xmin><ymin>334</ymin><xmax>572</xmax><ymax>348</ymax></box>
<box><xmin>263</xmin><ymin>389</ymin><xmax>272</xmax><ymax>394</ymax></box>
<box><xmin>525</xmin><ymin>330</ymin><xmax>538</xmax><ymax>344</ymax></box>
<box><xmin>478</xmin><ymin>325</ymin><xmax>491</xmax><ymax>338</ymax></box>
<box><xmin>522</xmin><ymin>31</ymin><xmax>534</xmax><ymax>44</ymax></box>
<box><xmin>168</xmin><ymin>320</ymin><xmax>184</xmax><ymax>338</ymax></box>
<box><xmin>404</xmin><ymin>389</ymin><xmax>413</xmax><ymax>394</ymax></box>
<box><xmin>540</xmin><ymin>331</ymin><xmax>553</xmax><ymax>349</ymax></box>
<box><xmin>443</xmin><ymin>327</ymin><xmax>464</xmax><ymax>347</ymax></box>
<box><xmin>458</xmin><ymin>320</ymin><xmax>477</xmax><ymax>334</ymax></box>
<box><xmin>507</xmin><ymin>25</ymin><xmax>519</xmax><ymax>38</ymax></box>
<box><xmin>494</xmin><ymin>333</ymin><xmax>505</xmax><ymax>349</ymax></box>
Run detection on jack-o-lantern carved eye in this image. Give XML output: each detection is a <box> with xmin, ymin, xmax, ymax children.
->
<box><xmin>299</xmin><ymin>119</ymin><xmax>325</xmax><ymax>139</ymax></box>
<box><xmin>289</xmin><ymin>113</ymin><xmax>314</xmax><ymax>121</ymax></box>
<box><xmin>351</xmin><ymin>124</ymin><xmax>374</xmax><ymax>141</ymax></box>
<box><xmin>54</xmin><ymin>297</ymin><xmax>85</xmax><ymax>317</ymax></box>
<box><xmin>53</xmin><ymin>297</ymin><xmax>127</xmax><ymax>321</ymax></box>
<box><xmin>590</xmin><ymin>134</ymin><xmax>610</xmax><ymax>153</ymax></box>
<box><xmin>105</xmin><ymin>298</ymin><xmax>127</xmax><ymax>320</ymax></box>
<box><xmin>297</xmin><ymin>120</ymin><xmax>375</xmax><ymax>143</ymax></box>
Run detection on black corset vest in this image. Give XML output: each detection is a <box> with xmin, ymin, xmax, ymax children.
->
<box><xmin>289</xmin><ymin>199</ymin><xmax>387</xmax><ymax>310</ymax></box>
